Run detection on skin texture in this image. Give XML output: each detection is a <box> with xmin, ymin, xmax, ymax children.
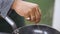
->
<box><xmin>12</xmin><ymin>0</ymin><xmax>41</xmax><ymax>23</ymax></box>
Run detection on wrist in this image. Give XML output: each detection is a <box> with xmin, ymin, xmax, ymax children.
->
<box><xmin>11</xmin><ymin>0</ymin><xmax>23</xmax><ymax>10</ymax></box>
<box><xmin>11</xmin><ymin>0</ymin><xmax>16</xmax><ymax>9</ymax></box>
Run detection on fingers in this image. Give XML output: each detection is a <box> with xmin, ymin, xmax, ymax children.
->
<box><xmin>29</xmin><ymin>7</ymin><xmax>41</xmax><ymax>23</ymax></box>
<box><xmin>35</xmin><ymin>7</ymin><xmax>41</xmax><ymax>23</ymax></box>
<box><xmin>24</xmin><ymin>6</ymin><xmax>41</xmax><ymax>23</ymax></box>
<box><xmin>24</xmin><ymin>7</ymin><xmax>36</xmax><ymax>22</ymax></box>
<box><xmin>29</xmin><ymin>8</ymin><xmax>36</xmax><ymax>22</ymax></box>
<box><xmin>23</xmin><ymin>8</ymin><xmax>35</xmax><ymax>21</ymax></box>
<box><xmin>24</xmin><ymin>12</ymin><xmax>31</xmax><ymax>21</ymax></box>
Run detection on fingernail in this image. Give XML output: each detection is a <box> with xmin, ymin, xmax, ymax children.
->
<box><xmin>26</xmin><ymin>17</ymin><xmax>30</xmax><ymax>20</ymax></box>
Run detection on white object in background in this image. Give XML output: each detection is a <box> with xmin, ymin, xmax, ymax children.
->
<box><xmin>52</xmin><ymin>0</ymin><xmax>60</xmax><ymax>32</ymax></box>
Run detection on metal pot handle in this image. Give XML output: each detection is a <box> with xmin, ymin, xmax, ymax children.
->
<box><xmin>4</xmin><ymin>16</ymin><xmax>17</xmax><ymax>30</ymax></box>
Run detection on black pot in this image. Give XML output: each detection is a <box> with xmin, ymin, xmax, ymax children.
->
<box><xmin>13</xmin><ymin>25</ymin><xmax>60</xmax><ymax>34</ymax></box>
<box><xmin>3</xmin><ymin>16</ymin><xmax>60</xmax><ymax>34</ymax></box>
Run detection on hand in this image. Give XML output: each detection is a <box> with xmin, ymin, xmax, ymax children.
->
<box><xmin>12</xmin><ymin>0</ymin><xmax>41</xmax><ymax>23</ymax></box>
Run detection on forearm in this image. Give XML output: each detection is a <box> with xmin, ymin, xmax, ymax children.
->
<box><xmin>0</xmin><ymin>0</ymin><xmax>14</xmax><ymax>18</ymax></box>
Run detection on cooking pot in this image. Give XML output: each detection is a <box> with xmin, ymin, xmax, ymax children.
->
<box><xmin>2</xmin><ymin>16</ymin><xmax>60</xmax><ymax>34</ymax></box>
<box><xmin>12</xmin><ymin>24</ymin><xmax>60</xmax><ymax>34</ymax></box>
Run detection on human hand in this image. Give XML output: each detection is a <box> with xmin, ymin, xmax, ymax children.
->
<box><xmin>12</xmin><ymin>0</ymin><xmax>41</xmax><ymax>23</ymax></box>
